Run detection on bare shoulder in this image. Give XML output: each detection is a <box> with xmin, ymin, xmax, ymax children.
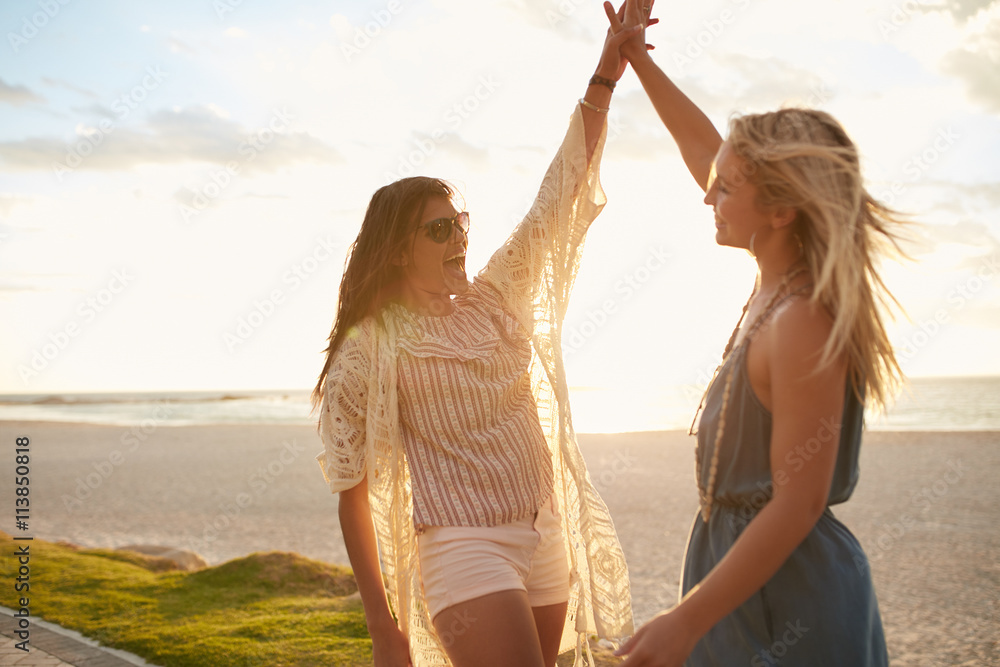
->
<box><xmin>766</xmin><ymin>295</ymin><xmax>838</xmax><ymax>373</ymax></box>
<box><xmin>771</xmin><ymin>295</ymin><xmax>833</xmax><ymax>338</ymax></box>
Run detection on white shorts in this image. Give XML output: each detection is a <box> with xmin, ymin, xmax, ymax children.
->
<box><xmin>417</xmin><ymin>494</ymin><xmax>570</xmax><ymax>620</ymax></box>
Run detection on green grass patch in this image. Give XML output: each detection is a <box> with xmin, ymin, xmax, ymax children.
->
<box><xmin>0</xmin><ymin>531</ymin><xmax>372</xmax><ymax>666</ymax></box>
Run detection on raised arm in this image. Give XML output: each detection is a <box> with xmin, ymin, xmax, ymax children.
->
<box><xmin>582</xmin><ymin>2</ymin><xmax>644</xmax><ymax>161</ymax></box>
<box><xmin>475</xmin><ymin>5</ymin><xmax>652</xmax><ymax>321</ymax></box>
<box><xmin>610</xmin><ymin>0</ymin><xmax>723</xmax><ymax>190</ymax></box>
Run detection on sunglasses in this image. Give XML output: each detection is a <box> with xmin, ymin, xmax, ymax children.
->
<box><xmin>415</xmin><ymin>211</ymin><xmax>470</xmax><ymax>243</ymax></box>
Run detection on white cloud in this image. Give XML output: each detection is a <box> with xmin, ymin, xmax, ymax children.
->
<box><xmin>167</xmin><ymin>36</ymin><xmax>198</xmax><ymax>56</ymax></box>
<box><xmin>0</xmin><ymin>105</ymin><xmax>341</xmax><ymax>174</ymax></box>
<box><xmin>205</xmin><ymin>103</ymin><xmax>231</xmax><ymax>119</ymax></box>
<box><xmin>0</xmin><ymin>79</ymin><xmax>44</xmax><ymax>107</ymax></box>
<box><xmin>496</xmin><ymin>0</ymin><xmax>602</xmax><ymax>41</ymax></box>
<box><xmin>0</xmin><ymin>194</ymin><xmax>32</xmax><ymax>218</ymax></box>
<box><xmin>2</xmin><ymin>0</ymin><xmax>998</xmax><ymax>392</ymax></box>
<box><xmin>690</xmin><ymin>53</ymin><xmax>834</xmax><ymax>115</ymax></box>
<box><xmin>941</xmin><ymin>8</ymin><xmax>1000</xmax><ymax>113</ymax></box>
<box><xmin>40</xmin><ymin>77</ymin><xmax>98</xmax><ymax>100</ymax></box>
<box><xmin>940</xmin><ymin>0</ymin><xmax>998</xmax><ymax>22</ymax></box>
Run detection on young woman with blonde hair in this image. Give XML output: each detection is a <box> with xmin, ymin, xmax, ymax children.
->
<box><xmin>312</xmin><ymin>9</ymin><xmax>648</xmax><ymax>667</ymax></box>
<box><xmin>606</xmin><ymin>1</ymin><xmax>904</xmax><ymax>665</ymax></box>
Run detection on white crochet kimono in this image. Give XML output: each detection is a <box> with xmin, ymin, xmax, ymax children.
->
<box><xmin>317</xmin><ymin>105</ymin><xmax>633</xmax><ymax>666</ymax></box>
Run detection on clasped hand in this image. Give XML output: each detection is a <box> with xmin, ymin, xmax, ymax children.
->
<box><xmin>595</xmin><ymin>0</ymin><xmax>658</xmax><ymax>81</ymax></box>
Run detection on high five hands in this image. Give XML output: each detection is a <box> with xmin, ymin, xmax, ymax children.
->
<box><xmin>600</xmin><ymin>4</ymin><xmax>704</xmax><ymax>666</ymax></box>
<box><xmin>596</xmin><ymin>0</ymin><xmax>658</xmax><ymax>81</ymax></box>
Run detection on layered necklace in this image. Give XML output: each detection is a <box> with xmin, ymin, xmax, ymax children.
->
<box><xmin>690</xmin><ymin>266</ymin><xmax>809</xmax><ymax>522</ymax></box>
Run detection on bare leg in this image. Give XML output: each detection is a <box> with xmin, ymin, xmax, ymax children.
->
<box><xmin>434</xmin><ymin>589</ymin><xmax>545</xmax><ymax>667</ymax></box>
<box><xmin>533</xmin><ymin>601</ymin><xmax>569</xmax><ymax>667</ymax></box>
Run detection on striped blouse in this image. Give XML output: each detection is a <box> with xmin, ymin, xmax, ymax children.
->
<box><xmin>388</xmin><ymin>280</ymin><xmax>553</xmax><ymax>529</ymax></box>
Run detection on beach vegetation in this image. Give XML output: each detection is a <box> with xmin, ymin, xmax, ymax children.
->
<box><xmin>0</xmin><ymin>531</ymin><xmax>621</xmax><ymax>665</ymax></box>
<box><xmin>0</xmin><ymin>531</ymin><xmax>371</xmax><ymax>666</ymax></box>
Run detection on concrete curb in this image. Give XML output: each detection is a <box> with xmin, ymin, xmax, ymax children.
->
<box><xmin>0</xmin><ymin>607</ymin><xmax>161</xmax><ymax>667</ymax></box>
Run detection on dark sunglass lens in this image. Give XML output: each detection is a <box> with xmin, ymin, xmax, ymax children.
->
<box><xmin>429</xmin><ymin>220</ymin><xmax>449</xmax><ymax>242</ymax></box>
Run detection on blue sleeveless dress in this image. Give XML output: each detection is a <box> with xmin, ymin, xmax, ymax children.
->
<box><xmin>682</xmin><ymin>324</ymin><xmax>889</xmax><ymax>666</ymax></box>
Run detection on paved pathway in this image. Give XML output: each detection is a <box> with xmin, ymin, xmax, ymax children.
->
<box><xmin>0</xmin><ymin>611</ymin><xmax>155</xmax><ymax>667</ymax></box>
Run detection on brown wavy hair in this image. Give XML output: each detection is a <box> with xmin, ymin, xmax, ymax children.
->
<box><xmin>311</xmin><ymin>177</ymin><xmax>455</xmax><ymax>411</ymax></box>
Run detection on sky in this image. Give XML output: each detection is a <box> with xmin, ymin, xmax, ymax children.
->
<box><xmin>1</xmin><ymin>0</ymin><xmax>999</xmax><ymax>430</ymax></box>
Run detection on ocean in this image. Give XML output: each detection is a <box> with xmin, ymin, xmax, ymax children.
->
<box><xmin>1</xmin><ymin>376</ymin><xmax>998</xmax><ymax>432</ymax></box>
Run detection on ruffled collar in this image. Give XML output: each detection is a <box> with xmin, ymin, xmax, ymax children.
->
<box><xmin>384</xmin><ymin>281</ymin><xmax>521</xmax><ymax>361</ymax></box>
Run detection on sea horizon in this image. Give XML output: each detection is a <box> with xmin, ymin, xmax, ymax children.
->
<box><xmin>1</xmin><ymin>374</ymin><xmax>998</xmax><ymax>433</ymax></box>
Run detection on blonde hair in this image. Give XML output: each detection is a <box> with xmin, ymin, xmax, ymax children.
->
<box><xmin>727</xmin><ymin>108</ymin><xmax>906</xmax><ymax>411</ymax></box>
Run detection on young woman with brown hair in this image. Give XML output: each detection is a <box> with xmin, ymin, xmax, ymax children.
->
<box><xmin>312</xmin><ymin>9</ymin><xmax>649</xmax><ymax>667</ymax></box>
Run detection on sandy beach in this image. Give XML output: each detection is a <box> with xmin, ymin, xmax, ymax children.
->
<box><xmin>0</xmin><ymin>420</ymin><xmax>996</xmax><ymax>665</ymax></box>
